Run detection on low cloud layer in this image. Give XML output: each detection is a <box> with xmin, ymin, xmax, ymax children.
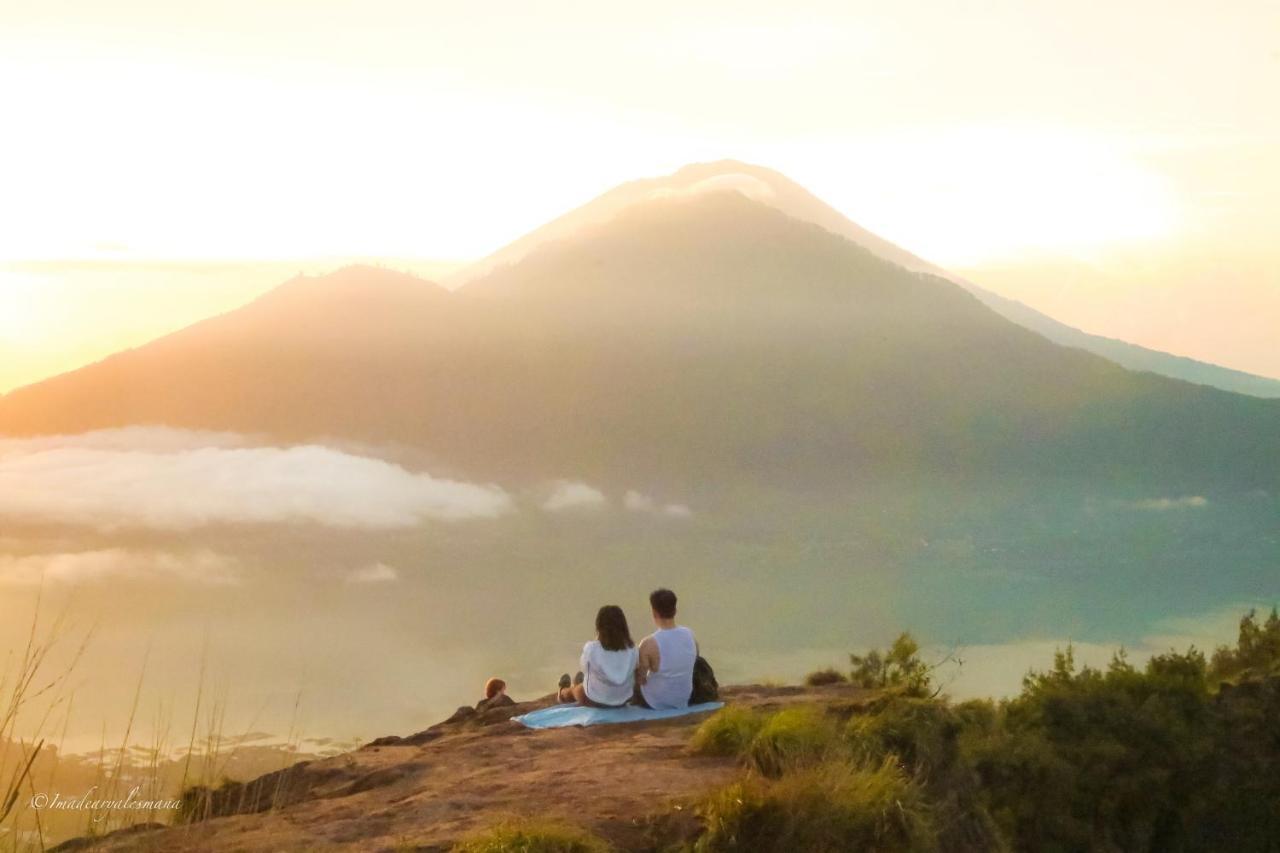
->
<box><xmin>0</xmin><ymin>427</ymin><xmax>248</xmax><ymax>455</ymax></box>
<box><xmin>1129</xmin><ymin>495</ymin><xmax>1209</xmax><ymax>511</ymax></box>
<box><xmin>539</xmin><ymin>482</ymin><xmax>693</xmax><ymax>518</ymax></box>
<box><xmin>623</xmin><ymin>490</ymin><xmax>693</xmax><ymax>518</ymax></box>
<box><xmin>0</xmin><ymin>428</ymin><xmax>512</xmax><ymax>530</ymax></box>
<box><xmin>345</xmin><ymin>562</ymin><xmax>399</xmax><ymax>584</ymax></box>
<box><xmin>541</xmin><ymin>480</ymin><xmax>607</xmax><ymax>512</ymax></box>
<box><xmin>0</xmin><ymin>548</ymin><xmax>241</xmax><ymax>586</ymax></box>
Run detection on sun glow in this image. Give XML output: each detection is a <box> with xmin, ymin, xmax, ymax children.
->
<box><xmin>806</xmin><ymin>125</ymin><xmax>1182</xmax><ymax>268</ymax></box>
<box><xmin>0</xmin><ymin>0</ymin><xmax>1277</xmax><ymax>387</ymax></box>
<box><xmin>0</xmin><ymin>5</ymin><xmax>1202</xmax><ymax>268</ymax></box>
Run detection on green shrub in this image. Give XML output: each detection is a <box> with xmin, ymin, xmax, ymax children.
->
<box><xmin>804</xmin><ymin>667</ymin><xmax>848</xmax><ymax>686</ymax></box>
<box><xmin>692</xmin><ymin>706</ymin><xmax>847</xmax><ymax>778</ymax></box>
<box><xmin>451</xmin><ymin>817</ymin><xmax>611</xmax><ymax>852</ymax></box>
<box><xmin>964</xmin><ymin>646</ymin><xmax>1218</xmax><ymax>852</ymax></box>
<box><xmin>850</xmin><ymin>632</ymin><xmax>932</xmax><ymax>696</ymax></box>
<box><xmin>689</xmin><ymin>706</ymin><xmax>765</xmax><ymax>758</ymax></box>
<box><xmin>1210</xmin><ymin>607</ymin><xmax>1280</xmax><ymax>683</ymax></box>
<box><xmin>693</xmin><ymin>759</ymin><xmax>934</xmax><ymax>852</ymax></box>
<box><xmin>690</xmin><ymin>612</ymin><xmax>1280</xmax><ymax>852</ymax></box>
<box><xmin>746</xmin><ymin>706</ymin><xmax>843</xmax><ymax>777</ymax></box>
<box><xmin>851</xmin><ymin>697</ymin><xmax>1008</xmax><ymax>851</ymax></box>
<box><xmin>847</xmin><ymin>696</ymin><xmax>960</xmax><ymax>774</ymax></box>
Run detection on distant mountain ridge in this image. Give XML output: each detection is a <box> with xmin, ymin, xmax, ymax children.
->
<box><xmin>964</xmin><ymin>285</ymin><xmax>1280</xmax><ymax>398</ymax></box>
<box><xmin>453</xmin><ymin>160</ymin><xmax>1280</xmax><ymax>398</ymax></box>
<box><xmin>2</xmin><ymin>189</ymin><xmax>1276</xmax><ymax>494</ymax></box>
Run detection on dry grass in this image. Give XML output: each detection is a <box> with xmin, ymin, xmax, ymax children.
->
<box><xmin>846</xmin><ymin>696</ymin><xmax>961</xmax><ymax>774</ymax></box>
<box><xmin>688</xmin><ymin>707</ymin><xmax>765</xmax><ymax>758</ymax></box>
<box><xmin>691</xmin><ymin>704</ymin><xmax>847</xmax><ymax>776</ymax></box>
<box><xmin>0</xmin><ymin>586</ymin><xmax>91</xmax><ymax>849</ymax></box>
<box><xmin>450</xmin><ymin>816</ymin><xmax>613</xmax><ymax>852</ymax></box>
<box><xmin>2</xmin><ymin>594</ymin><xmax>311</xmax><ymax>851</ymax></box>
<box><xmin>743</xmin><ymin>706</ymin><xmax>843</xmax><ymax>778</ymax></box>
<box><xmin>693</xmin><ymin>758</ymin><xmax>934</xmax><ymax>852</ymax></box>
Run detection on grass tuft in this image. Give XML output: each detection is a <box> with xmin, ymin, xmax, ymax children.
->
<box><xmin>745</xmin><ymin>706</ymin><xmax>842</xmax><ymax>778</ymax></box>
<box><xmin>451</xmin><ymin>816</ymin><xmax>612</xmax><ymax>852</ymax></box>
<box><xmin>847</xmin><ymin>696</ymin><xmax>961</xmax><ymax>774</ymax></box>
<box><xmin>693</xmin><ymin>758</ymin><xmax>934</xmax><ymax>852</ymax></box>
<box><xmin>689</xmin><ymin>707</ymin><xmax>765</xmax><ymax>758</ymax></box>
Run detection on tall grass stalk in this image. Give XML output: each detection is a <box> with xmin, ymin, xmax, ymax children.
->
<box><xmin>1</xmin><ymin>585</ymin><xmax>90</xmax><ymax>852</ymax></box>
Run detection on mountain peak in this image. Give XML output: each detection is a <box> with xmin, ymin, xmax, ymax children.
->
<box><xmin>447</xmin><ymin>161</ymin><xmax>1280</xmax><ymax>397</ymax></box>
<box><xmin>263</xmin><ymin>263</ymin><xmax>443</xmax><ymax>297</ymax></box>
<box><xmin>249</xmin><ymin>264</ymin><xmax>449</xmax><ymax>316</ymax></box>
<box><xmin>458</xmin><ymin>187</ymin><xmax>912</xmax><ymax>307</ymax></box>
<box><xmin>447</xmin><ymin>160</ymin><xmax>937</xmax><ymax>290</ymax></box>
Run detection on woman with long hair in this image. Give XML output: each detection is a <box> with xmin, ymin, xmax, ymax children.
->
<box><xmin>557</xmin><ymin>605</ymin><xmax>638</xmax><ymax>708</ymax></box>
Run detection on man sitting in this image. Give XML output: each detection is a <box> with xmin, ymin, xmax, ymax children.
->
<box><xmin>634</xmin><ymin>588</ymin><xmax>698</xmax><ymax>709</ymax></box>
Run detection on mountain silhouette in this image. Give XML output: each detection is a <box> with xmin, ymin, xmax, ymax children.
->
<box><xmin>454</xmin><ymin>160</ymin><xmax>1280</xmax><ymax>398</ymax></box>
<box><xmin>1</xmin><ymin>189</ymin><xmax>1276</xmax><ymax>494</ymax></box>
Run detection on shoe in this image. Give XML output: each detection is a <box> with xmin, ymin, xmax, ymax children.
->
<box><xmin>573</xmin><ymin>671</ymin><xmax>584</xmax><ymax>686</ymax></box>
<box><xmin>558</xmin><ymin>673</ymin><xmax>572</xmax><ymax>690</ymax></box>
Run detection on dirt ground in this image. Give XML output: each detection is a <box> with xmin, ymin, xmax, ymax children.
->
<box><xmin>54</xmin><ymin>683</ymin><xmax>871</xmax><ymax>852</ymax></box>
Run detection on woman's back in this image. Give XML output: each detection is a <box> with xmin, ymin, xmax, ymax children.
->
<box><xmin>580</xmin><ymin>640</ymin><xmax>638</xmax><ymax>707</ymax></box>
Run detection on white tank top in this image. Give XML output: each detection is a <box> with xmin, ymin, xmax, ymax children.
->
<box><xmin>640</xmin><ymin>626</ymin><xmax>697</xmax><ymax>710</ymax></box>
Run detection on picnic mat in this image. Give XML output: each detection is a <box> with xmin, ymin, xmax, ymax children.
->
<box><xmin>512</xmin><ymin>701</ymin><xmax>725</xmax><ymax>729</ymax></box>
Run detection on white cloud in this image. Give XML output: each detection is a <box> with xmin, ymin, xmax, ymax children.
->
<box><xmin>1130</xmin><ymin>495</ymin><xmax>1208</xmax><ymax>511</ymax></box>
<box><xmin>0</xmin><ymin>549</ymin><xmax>241</xmax><ymax>586</ymax></box>
<box><xmin>541</xmin><ymin>480</ymin><xmax>607</xmax><ymax>512</ymax></box>
<box><xmin>0</xmin><ymin>426</ymin><xmax>248</xmax><ymax>455</ymax></box>
<box><xmin>622</xmin><ymin>490</ymin><xmax>656</xmax><ymax>512</ymax></box>
<box><xmin>345</xmin><ymin>562</ymin><xmax>399</xmax><ymax>584</ymax></box>
<box><xmin>646</xmin><ymin>173</ymin><xmax>777</xmax><ymax>204</ymax></box>
<box><xmin>623</xmin><ymin>490</ymin><xmax>692</xmax><ymax>519</ymax></box>
<box><xmin>0</xmin><ymin>428</ymin><xmax>513</xmax><ymax>530</ymax></box>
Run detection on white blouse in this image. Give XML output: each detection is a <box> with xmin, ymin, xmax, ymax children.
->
<box><xmin>579</xmin><ymin>640</ymin><xmax>639</xmax><ymax>707</ymax></box>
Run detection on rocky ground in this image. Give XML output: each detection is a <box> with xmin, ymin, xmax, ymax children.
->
<box><xmin>52</xmin><ymin>682</ymin><xmax>872</xmax><ymax>852</ymax></box>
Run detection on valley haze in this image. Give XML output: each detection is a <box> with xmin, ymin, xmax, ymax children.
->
<box><xmin>0</xmin><ymin>163</ymin><xmax>1275</xmax><ymax>765</ymax></box>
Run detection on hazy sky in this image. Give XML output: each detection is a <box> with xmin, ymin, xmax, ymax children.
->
<box><xmin>1</xmin><ymin>1</ymin><xmax>1277</xmax><ymax>389</ymax></box>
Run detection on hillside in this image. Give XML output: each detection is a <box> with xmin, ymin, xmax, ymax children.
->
<box><xmin>960</xmin><ymin>281</ymin><xmax>1280</xmax><ymax>399</ymax></box>
<box><xmin>454</xmin><ymin>160</ymin><xmax>1280</xmax><ymax>398</ymax></box>
<box><xmin>2</xmin><ymin>191</ymin><xmax>1277</xmax><ymax>493</ymax></box>
<box><xmin>49</xmin><ymin>618</ymin><xmax>1280</xmax><ymax>853</ymax></box>
<box><xmin>51</xmin><ymin>683</ymin><xmax>864</xmax><ymax>852</ymax></box>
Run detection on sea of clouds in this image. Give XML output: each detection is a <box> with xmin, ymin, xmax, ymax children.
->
<box><xmin>0</xmin><ymin>428</ymin><xmax>693</xmax><ymax>586</ymax></box>
<box><xmin>0</xmin><ymin>427</ymin><xmax>513</xmax><ymax>530</ymax></box>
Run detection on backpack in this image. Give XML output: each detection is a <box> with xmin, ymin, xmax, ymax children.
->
<box><xmin>690</xmin><ymin>656</ymin><xmax>719</xmax><ymax>704</ymax></box>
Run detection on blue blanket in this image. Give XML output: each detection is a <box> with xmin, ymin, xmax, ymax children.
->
<box><xmin>512</xmin><ymin>701</ymin><xmax>724</xmax><ymax>730</ymax></box>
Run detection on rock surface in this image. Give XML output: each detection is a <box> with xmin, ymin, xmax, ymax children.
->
<box><xmin>60</xmin><ymin>683</ymin><xmax>870</xmax><ymax>852</ymax></box>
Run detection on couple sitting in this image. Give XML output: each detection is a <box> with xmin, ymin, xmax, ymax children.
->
<box><xmin>556</xmin><ymin>588</ymin><xmax>701</xmax><ymax>710</ymax></box>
